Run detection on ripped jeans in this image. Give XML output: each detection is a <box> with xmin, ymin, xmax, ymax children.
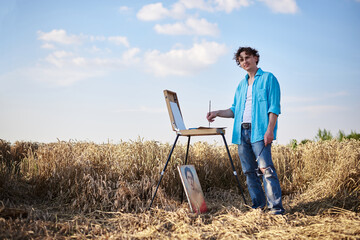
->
<box><xmin>238</xmin><ymin>127</ymin><xmax>284</xmax><ymax>214</ymax></box>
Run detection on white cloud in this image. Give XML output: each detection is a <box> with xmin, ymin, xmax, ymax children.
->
<box><xmin>72</xmin><ymin>57</ymin><xmax>87</xmax><ymax>66</ymax></box>
<box><xmin>179</xmin><ymin>0</ymin><xmax>213</xmax><ymax>11</ymax></box>
<box><xmin>90</xmin><ymin>48</ymin><xmax>140</xmax><ymax>67</ymax></box>
<box><xmin>52</xmin><ymin>50</ymin><xmax>73</xmax><ymax>58</ymax></box>
<box><xmin>258</xmin><ymin>0</ymin><xmax>298</xmax><ymax>14</ymax></box>
<box><xmin>154</xmin><ymin>17</ymin><xmax>219</xmax><ymax>36</ymax></box>
<box><xmin>88</xmin><ymin>45</ymin><xmax>102</xmax><ymax>53</ymax></box>
<box><xmin>186</xmin><ymin>18</ymin><xmax>219</xmax><ymax>36</ymax></box>
<box><xmin>170</xmin><ymin>2</ymin><xmax>188</xmax><ymax>18</ymax></box>
<box><xmin>37</xmin><ymin>29</ymin><xmax>83</xmax><ymax>45</ymax></box>
<box><xmin>35</xmin><ymin>53</ymin><xmax>97</xmax><ymax>85</ymax></box>
<box><xmin>23</xmin><ymin>45</ymin><xmax>140</xmax><ymax>86</ymax></box>
<box><xmin>38</xmin><ymin>30</ymin><xmax>131</xmax><ymax>48</ymax></box>
<box><xmin>122</xmin><ymin>48</ymin><xmax>141</xmax><ymax>65</ymax></box>
<box><xmin>20</xmin><ymin>50</ymin><xmax>140</xmax><ymax>87</ymax></box>
<box><xmin>214</xmin><ymin>0</ymin><xmax>252</xmax><ymax>13</ymax></box>
<box><xmin>42</xmin><ymin>47</ymin><xmax>140</xmax><ymax>70</ymax></box>
<box><xmin>119</xmin><ymin>6</ymin><xmax>130</xmax><ymax>12</ymax></box>
<box><xmin>41</xmin><ymin>43</ymin><xmax>56</xmax><ymax>49</ymax></box>
<box><xmin>108</xmin><ymin>36</ymin><xmax>130</xmax><ymax>47</ymax></box>
<box><xmin>137</xmin><ymin>0</ymin><xmax>298</xmax><ymax>21</ymax></box>
<box><xmin>137</xmin><ymin>2</ymin><xmax>187</xmax><ymax>21</ymax></box>
<box><xmin>44</xmin><ymin>51</ymin><xmax>74</xmax><ymax>67</ymax></box>
<box><xmin>136</xmin><ymin>0</ymin><xmax>254</xmax><ymax>21</ymax></box>
<box><xmin>144</xmin><ymin>40</ymin><xmax>227</xmax><ymax>76</ymax></box>
<box><xmin>5</xmin><ymin>29</ymin><xmax>141</xmax><ymax>87</ymax></box>
<box><xmin>137</xmin><ymin>3</ymin><xmax>171</xmax><ymax>21</ymax></box>
<box><xmin>89</xmin><ymin>35</ymin><xmax>131</xmax><ymax>48</ymax></box>
<box><xmin>155</xmin><ymin>22</ymin><xmax>189</xmax><ymax>35</ymax></box>
<box><xmin>89</xmin><ymin>35</ymin><xmax>107</xmax><ymax>42</ymax></box>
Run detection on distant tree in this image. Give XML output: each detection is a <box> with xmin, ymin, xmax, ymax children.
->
<box><xmin>300</xmin><ymin>139</ymin><xmax>311</xmax><ymax>144</ymax></box>
<box><xmin>346</xmin><ymin>130</ymin><xmax>360</xmax><ymax>140</ymax></box>
<box><xmin>337</xmin><ymin>130</ymin><xmax>346</xmax><ymax>141</ymax></box>
<box><xmin>292</xmin><ymin>129</ymin><xmax>359</xmax><ymax>145</ymax></box>
<box><xmin>289</xmin><ymin>139</ymin><xmax>298</xmax><ymax>149</ymax></box>
<box><xmin>315</xmin><ymin>129</ymin><xmax>333</xmax><ymax>141</ymax></box>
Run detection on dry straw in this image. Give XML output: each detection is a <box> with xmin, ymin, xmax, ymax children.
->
<box><xmin>0</xmin><ymin>138</ymin><xmax>359</xmax><ymax>239</ymax></box>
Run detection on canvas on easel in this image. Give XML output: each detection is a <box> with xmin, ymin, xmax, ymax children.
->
<box><xmin>178</xmin><ymin>165</ymin><xmax>208</xmax><ymax>214</ymax></box>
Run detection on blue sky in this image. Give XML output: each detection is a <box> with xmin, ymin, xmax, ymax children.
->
<box><xmin>1</xmin><ymin>0</ymin><xmax>359</xmax><ymax>145</ymax></box>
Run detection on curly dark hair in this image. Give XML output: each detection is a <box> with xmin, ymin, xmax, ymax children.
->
<box><xmin>233</xmin><ymin>47</ymin><xmax>260</xmax><ymax>67</ymax></box>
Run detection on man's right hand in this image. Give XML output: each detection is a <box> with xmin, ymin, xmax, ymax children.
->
<box><xmin>206</xmin><ymin>111</ymin><xmax>218</xmax><ymax>122</ymax></box>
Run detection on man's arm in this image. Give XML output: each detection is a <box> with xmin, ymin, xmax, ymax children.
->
<box><xmin>206</xmin><ymin>108</ymin><xmax>234</xmax><ymax>122</ymax></box>
<box><xmin>264</xmin><ymin>112</ymin><xmax>278</xmax><ymax>146</ymax></box>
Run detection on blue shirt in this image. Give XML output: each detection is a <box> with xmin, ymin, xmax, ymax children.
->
<box><xmin>230</xmin><ymin>68</ymin><xmax>281</xmax><ymax>144</ymax></box>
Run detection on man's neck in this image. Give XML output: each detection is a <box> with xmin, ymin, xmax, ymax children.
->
<box><xmin>247</xmin><ymin>67</ymin><xmax>258</xmax><ymax>85</ymax></box>
<box><xmin>247</xmin><ymin>67</ymin><xmax>258</xmax><ymax>78</ymax></box>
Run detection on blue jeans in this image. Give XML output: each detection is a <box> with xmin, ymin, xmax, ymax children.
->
<box><xmin>238</xmin><ymin>127</ymin><xmax>284</xmax><ymax>214</ymax></box>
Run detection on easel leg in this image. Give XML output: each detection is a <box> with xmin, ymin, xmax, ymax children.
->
<box><xmin>181</xmin><ymin>136</ymin><xmax>191</xmax><ymax>203</ymax></box>
<box><xmin>184</xmin><ymin>136</ymin><xmax>191</xmax><ymax>165</ymax></box>
<box><xmin>149</xmin><ymin>134</ymin><xmax>180</xmax><ymax>209</ymax></box>
<box><xmin>221</xmin><ymin>133</ymin><xmax>248</xmax><ymax>205</ymax></box>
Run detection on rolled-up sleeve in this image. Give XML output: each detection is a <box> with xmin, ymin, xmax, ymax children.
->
<box><xmin>267</xmin><ymin>74</ymin><xmax>281</xmax><ymax>116</ymax></box>
<box><xmin>230</xmin><ymin>84</ymin><xmax>241</xmax><ymax>116</ymax></box>
<box><xmin>230</xmin><ymin>99</ymin><xmax>236</xmax><ymax>115</ymax></box>
<box><xmin>230</xmin><ymin>83</ymin><xmax>244</xmax><ymax>144</ymax></box>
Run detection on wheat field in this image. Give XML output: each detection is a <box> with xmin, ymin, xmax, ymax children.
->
<box><xmin>0</xmin><ymin>138</ymin><xmax>359</xmax><ymax>239</ymax></box>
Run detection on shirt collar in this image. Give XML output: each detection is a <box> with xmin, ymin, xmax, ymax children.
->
<box><xmin>256</xmin><ymin>68</ymin><xmax>263</xmax><ymax>76</ymax></box>
<box><xmin>245</xmin><ymin>68</ymin><xmax>263</xmax><ymax>80</ymax></box>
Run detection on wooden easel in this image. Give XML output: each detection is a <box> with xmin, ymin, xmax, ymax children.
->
<box><xmin>149</xmin><ymin>90</ymin><xmax>247</xmax><ymax>209</ymax></box>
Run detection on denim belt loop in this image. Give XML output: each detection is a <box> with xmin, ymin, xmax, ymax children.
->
<box><xmin>242</xmin><ymin>123</ymin><xmax>251</xmax><ymax>129</ymax></box>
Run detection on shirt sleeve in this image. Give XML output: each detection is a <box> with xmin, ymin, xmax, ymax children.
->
<box><xmin>230</xmin><ymin>100</ymin><xmax>236</xmax><ymax>115</ymax></box>
<box><xmin>230</xmin><ymin>85</ymin><xmax>239</xmax><ymax>115</ymax></box>
<box><xmin>267</xmin><ymin>74</ymin><xmax>281</xmax><ymax>116</ymax></box>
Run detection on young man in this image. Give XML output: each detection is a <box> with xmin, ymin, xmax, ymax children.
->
<box><xmin>206</xmin><ymin>47</ymin><xmax>284</xmax><ymax>215</ymax></box>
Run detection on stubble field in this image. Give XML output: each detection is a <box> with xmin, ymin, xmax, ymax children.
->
<box><xmin>0</xmin><ymin>138</ymin><xmax>359</xmax><ymax>239</ymax></box>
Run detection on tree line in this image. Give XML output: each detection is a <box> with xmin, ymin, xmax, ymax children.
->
<box><xmin>289</xmin><ymin>129</ymin><xmax>360</xmax><ymax>148</ymax></box>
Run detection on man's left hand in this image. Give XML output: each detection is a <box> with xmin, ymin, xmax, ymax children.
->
<box><xmin>264</xmin><ymin>130</ymin><xmax>274</xmax><ymax>146</ymax></box>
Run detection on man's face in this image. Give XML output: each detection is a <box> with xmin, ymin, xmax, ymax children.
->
<box><xmin>238</xmin><ymin>51</ymin><xmax>258</xmax><ymax>72</ymax></box>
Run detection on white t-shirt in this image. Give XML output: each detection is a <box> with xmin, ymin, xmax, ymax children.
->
<box><xmin>242</xmin><ymin>84</ymin><xmax>252</xmax><ymax>123</ymax></box>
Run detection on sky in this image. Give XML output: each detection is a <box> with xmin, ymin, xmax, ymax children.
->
<box><xmin>0</xmin><ymin>0</ymin><xmax>359</xmax><ymax>146</ymax></box>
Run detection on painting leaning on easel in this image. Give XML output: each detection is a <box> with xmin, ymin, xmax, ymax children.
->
<box><xmin>178</xmin><ymin>165</ymin><xmax>208</xmax><ymax>214</ymax></box>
